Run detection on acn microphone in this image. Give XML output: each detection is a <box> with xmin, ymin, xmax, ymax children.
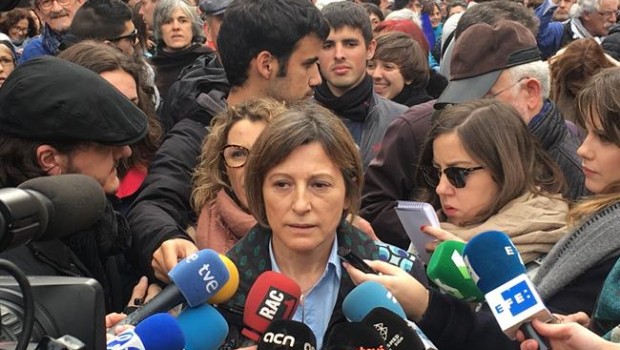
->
<box><xmin>257</xmin><ymin>320</ymin><xmax>316</xmax><ymax>350</ymax></box>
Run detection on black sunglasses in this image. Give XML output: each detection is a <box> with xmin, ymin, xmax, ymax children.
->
<box><xmin>422</xmin><ymin>166</ymin><xmax>485</xmax><ymax>189</ymax></box>
<box><xmin>109</xmin><ymin>29</ymin><xmax>138</xmax><ymax>44</ymax></box>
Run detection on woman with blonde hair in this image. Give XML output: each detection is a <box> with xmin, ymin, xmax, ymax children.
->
<box><xmin>191</xmin><ymin>99</ymin><xmax>288</xmax><ymax>253</ymax></box>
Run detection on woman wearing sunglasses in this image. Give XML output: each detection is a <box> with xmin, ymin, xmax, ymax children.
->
<box><xmin>345</xmin><ymin>68</ymin><xmax>620</xmax><ymax>350</ymax></box>
<box><xmin>191</xmin><ymin>99</ymin><xmax>288</xmax><ymax>253</ymax></box>
<box><xmin>415</xmin><ymin>99</ymin><xmax>568</xmax><ymax>264</ymax></box>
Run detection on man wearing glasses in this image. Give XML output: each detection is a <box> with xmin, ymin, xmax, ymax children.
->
<box><xmin>536</xmin><ymin>0</ymin><xmax>619</xmax><ymax>59</ymax></box>
<box><xmin>20</xmin><ymin>0</ymin><xmax>84</xmax><ymax>62</ymax></box>
<box><xmin>67</xmin><ymin>0</ymin><xmax>139</xmax><ymax>56</ymax></box>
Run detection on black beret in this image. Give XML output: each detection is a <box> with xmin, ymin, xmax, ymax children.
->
<box><xmin>0</xmin><ymin>56</ymin><xmax>147</xmax><ymax>145</ymax></box>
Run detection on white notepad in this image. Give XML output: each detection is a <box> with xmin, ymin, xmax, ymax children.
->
<box><xmin>395</xmin><ymin>201</ymin><xmax>440</xmax><ymax>264</ymax></box>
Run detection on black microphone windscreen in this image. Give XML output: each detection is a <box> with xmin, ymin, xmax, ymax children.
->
<box><xmin>18</xmin><ymin>175</ymin><xmax>106</xmax><ymax>240</ymax></box>
<box><xmin>361</xmin><ymin>307</ymin><xmax>425</xmax><ymax>350</ymax></box>
<box><xmin>258</xmin><ymin>320</ymin><xmax>316</xmax><ymax>350</ymax></box>
<box><xmin>323</xmin><ymin>322</ymin><xmax>386</xmax><ymax>350</ymax></box>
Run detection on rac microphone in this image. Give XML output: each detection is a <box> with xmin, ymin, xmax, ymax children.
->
<box><xmin>106</xmin><ymin>313</ymin><xmax>185</xmax><ymax>350</ymax></box>
<box><xmin>342</xmin><ymin>281</ymin><xmax>438</xmax><ymax>350</ymax></box>
<box><xmin>113</xmin><ymin>249</ymin><xmax>229</xmax><ymax>329</ymax></box>
<box><xmin>257</xmin><ymin>320</ymin><xmax>316</xmax><ymax>350</ymax></box>
<box><xmin>0</xmin><ymin>174</ymin><xmax>106</xmax><ymax>252</ymax></box>
<box><xmin>462</xmin><ymin>230</ymin><xmax>553</xmax><ymax>346</ymax></box>
<box><xmin>241</xmin><ymin>271</ymin><xmax>301</xmax><ymax>342</ymax></box>
<box><xmin>176</xmin><ymin>304</ymin><xmax>230</xmax><ymax>350</ymax></box>
<box><xmin>426</xmin><ymin>240</ymin><xmax>484</xmax><ymax>302</ymax></box>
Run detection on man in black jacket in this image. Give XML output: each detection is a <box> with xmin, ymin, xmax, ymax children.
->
<box><xmin>127</xmin><ymin>0</ymin><xmax>330</xmax><ymax>283</ymax></box>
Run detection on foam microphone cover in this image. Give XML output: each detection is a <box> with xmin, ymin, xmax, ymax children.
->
<box><xmin>208</xmin><ymin>254</ymin><xmax>240</xmax><ymax>304</ymax></box>
<box><xmin>18</xmin><ymin>174</ymin><xmax>106</xmax><ymax>240</ymax></box>
<box><xmin>177</xmin><ymin>304</ymin><xmax>229</xmax><ymax>350</ymax></box>
<box><xmin>107</xmin><ymin>313</ymin><xmax>185</xmax><ymax>350</ymax></box>
<box><xmin>361</xmin><ymin>307</ymin><xmax>425</xmax><ymax>350</ymax></box>
<box><xmin>323</xmin><ymin>322</ymin><xmax>386</xmax><ymax>350</ymax></box>
<box><xmin>257</xmin><ymin>320</ymin><xmax>316</xmax><ymax>350</ymax></box>
<box><xmin>462</xmin><ymin>230</ymin><xmax>526</xmax><ymax>293</ymax></box>
<box><xmin>242</xmin><ymin>271</ymin><xmax>301</xmax><ymax>341</ymax></box>
<box><xmin>426</xmin><ymin>240</ymin><xmax>484</xmax><ymax>301</ymax></box>
<box><xmin>168</xmin><ymin>249</ymin><xmax>230</xmax><ymax>307</ymax></box>
<box><xmin>342</xmin><ymin>281</ymin><xmax>406</xmax><ymax>322</ymax></box>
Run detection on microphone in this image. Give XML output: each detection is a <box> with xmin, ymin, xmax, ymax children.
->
<box><xmin>361</xmin><ymin>307</ymin><xmax>425</xmax><ymax>350</ymax></box>
<box><xmin>106</xmin><ymin>313</ymin><xmax>185</xmax><ymax>350</ymax></box>
<box><xmin>114</xmin><ymin>249</ymin><xmax>229</xmax><ymax>329</ymax></box>
<box><xmin>257</xmin><ymin>320</ymin><xmax>316</xmax><ymax>350</ymax></box>
<box><xmin>323</xmin><ymin>322</ymin><xmax>386</xmax><ymax>350</ymax></box>
<box><xmin>342</xmin><ymin>281</ymin><xmax>406</xmax><ymax>321</ymax></box>
<box><xmin>241</xmin><ymin>271</ymin><xmax>301</xmax><ymax>342</ymax></box>
<box><xmin>342</xmin><ymin>281</ymin><xmax>438</xmax><ymax>350</ymax></box>
<box><xmin>0</xmin><ymin>174</ymin><xmax>106</xmax><ymax>251</ymax></box>
<box><xmin>208</xmin><ymin>254</ymin><xmax>240</xmax><ymax>304</ymax></box>
<box><xmin>462</xmin><ymin>230</ymin><xmax>553</xmax><ymax>346</ymax></box>
<box><xmin>176</xmin><ymin>303</ymin><xmax>229</xmax><ymax>350</ymax></box>
<box><xmin>426</xmin><ymin>240</ymin><xmax>484</xmax><ymax>302</ymax></box>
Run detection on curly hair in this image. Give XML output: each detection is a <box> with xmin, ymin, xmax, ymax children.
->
<box><xmin>191</xmin><ymin>98</ymin><xmax>288</xmax><ymax>214</ymax></box>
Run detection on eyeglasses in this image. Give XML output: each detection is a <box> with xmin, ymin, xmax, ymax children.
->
<box><xmin>422</xmin><ymin>165</ymin><xmax>485</xmax><ymax>188</ymax></box>
<box><xmin>598</xmin><ymin>9</ymin><xmax>619</xmax><ymax>18</ymax></box>
<box><xmin>11</xmin><ymin>26</ymin><xmax>29</xmax><ymax>34</ymax></box>
<box><xmin>486</xmin><ymin>77</ymin><xmax>527</xmax><ymax>98</ymax></box>
<box><xmin>37</xmin><ymin>0</ymin><xmax>72</xmax><ymax>10</ymax></box>
<box><xmin>109</xmin><ymin>29</ymin><xmax>139</xmax><ymax>44</ymax></box>
<box><xmin>0</xmin><ymin>58</ymin><xmax>15</xmax><ymax>68</ymax></box>
<box><xmin>221</xmin><ymin>145</ymin><xmax>250</xmax><ymax>168</ymax></box>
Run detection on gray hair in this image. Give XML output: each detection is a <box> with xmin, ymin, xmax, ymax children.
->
<box><xmin>570</xmin><ymin>0</ymin><xmax>602</xmax><ymax>18</ymax></box>
<box><xmin>385</xmin><ymin>8</ymin><xmax>423</xmax><ymax>28</ymax></box>
<box><xmin>507</xmin><ymin>60</ymin><xmax>551</xmax><ymax>99</ymax></box>
<box><xmin>153</xmin><ymin>0</ymin><xmax>204</xmax><ymax>47</ymax></box>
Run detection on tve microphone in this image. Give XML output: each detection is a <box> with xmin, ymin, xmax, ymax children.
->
<box><xmin>0</xmin><ymin>174</ymin><xmax>106</xmax><ymax>251</ymax></box>
<box><xmin>362</xmin><ymin>307</ymin><xmax>425</xmax><ymax>350</ymax></box>
<box><xmin>208</xmin><ymin>254</ymin><xmax>240</xmax><ymax>304</ymax></box>
<box><xmin>342</xmin><ymin>281</ymin><xmax>438</xmax><ymax>350</ymax></box>
<box><xmin>115</xmin><ymin>249</ymin><xmax>229</xmax><ymax>328</ymax></box>
<box><xmin>462</xmin><ymin>230</ymin><xmax>553</xmax><ymax>344</ymax></box>
<box><xmin>323</xmin><ymin>322</ymin><xmax>386</xmax><ymax>350</ymax></box>
<box><xmin>176</xmin><ymin>304</ymin><xmax>229</xmax><ymax>350</ymax></box>
<box><xmin>257</xmin><ymin>320</ymin><xmax>316</xmax><ymax>350</ymax></box>
<box><xmin>241</xmin><ymin>271</ymin><xmax>301</xmax><ymax>342</ymax></box>
<box><xmin>106</xmin><ymin>313</ymin><xmax>185</xmax><ymax>350</ymax></box>
<box><xmin>426</xmin><ymin>240</ymin><xmax>484</xmax><ymax>302</ymax></box>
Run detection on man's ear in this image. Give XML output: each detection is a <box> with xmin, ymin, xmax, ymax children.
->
<box><xmin>36</xmin><ymin>145</ymin><xmax>63</xmax><ymax>176</ymax></box>
<box><xmin>523</xmin><ymin>77</ymin><xmax>543</xmax><ymax>110</ymax></box>
<box><xmin>255</xmin><ymin>50</ymin><xmax>275</xmax><ymax>80</ymax></box>
<box><xmin>366</xmin><ymin>39</ymin><xmax>377</xmax><ymax>60</ymax></box>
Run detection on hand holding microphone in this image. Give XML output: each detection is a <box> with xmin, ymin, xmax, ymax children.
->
<box><xmin>343</xmin><ymin>259</ymin><xmax>430</xmax><ymax>321</ymax></box>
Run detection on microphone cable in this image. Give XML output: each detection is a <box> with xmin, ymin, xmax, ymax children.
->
<box><xmin>0</xmin><ymin>259</ymin><xmax>34</xmax><ymax>350</ymax></box>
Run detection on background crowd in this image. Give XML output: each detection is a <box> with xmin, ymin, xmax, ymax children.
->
<box><xmin>1</xmin><ymin>0</ymin><xmax>620</xmax><ymax>349</ymax></box>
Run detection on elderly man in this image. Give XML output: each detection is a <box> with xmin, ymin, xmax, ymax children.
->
<box><xmin>536</xmin><ymin>0</ymin><xmax>618</xmax><ymax>58</ymax></box>
<box><xmin>20</xmin><ymin>0</ymin><xmax>85</xmax><ymax>62</ymax></box>
<box><xmin>362</xmin><ymin>20</ymin><xmax>585</xmax><ymax>248</ymax></box>
<box><xmin>198</xmin><ymin>0</ymin><xmax>231</xmax><ymax>50</ymax></box>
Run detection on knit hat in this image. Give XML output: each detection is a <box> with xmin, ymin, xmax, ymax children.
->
<box><xmin>0</xmin><ymin>56</ymin><xmax>147</xmax><ymax>145</ymax></box>
<box><xmin>435</xmin><ymin>20</ymin><xmax>541</xmax><ymax>109</ymax></box>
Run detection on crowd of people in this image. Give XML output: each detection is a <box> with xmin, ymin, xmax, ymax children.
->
<box><xmin>1</xmin><ymin>0</ymin><xmax>620</xmax><ymax>349</ymax></box>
